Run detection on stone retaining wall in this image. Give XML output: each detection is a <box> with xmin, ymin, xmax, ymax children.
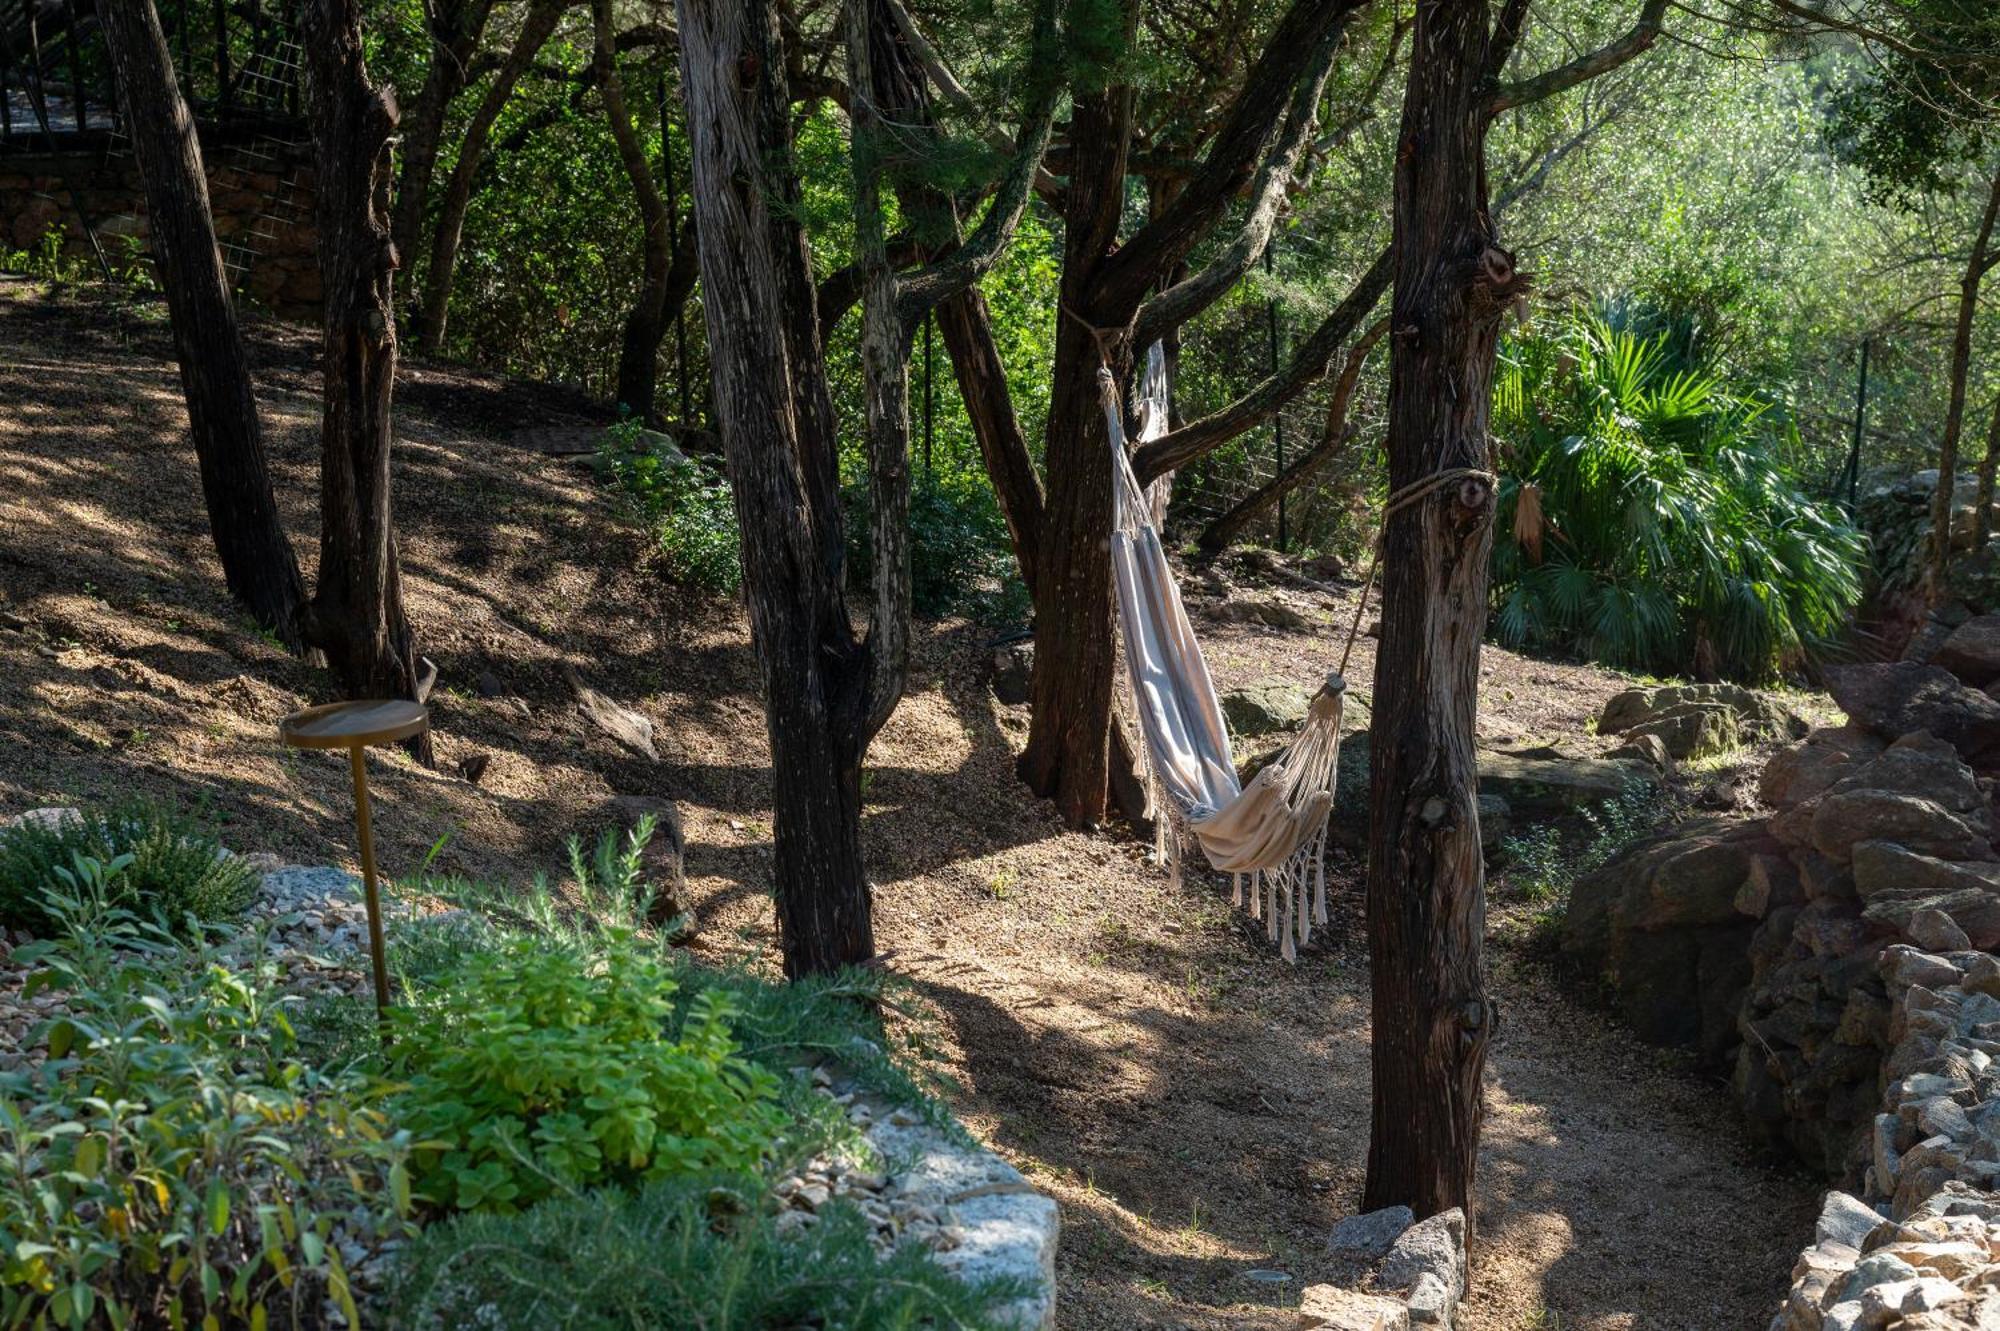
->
<box><xmin>1772</xmin><ymin>941</ymin><xmax>2000</xmax><ymax>1328</ymax></box>
<box><xmin>1</xmin><ymin>140</ymin><xmax>320</xmax><ymax>317</ymax></box>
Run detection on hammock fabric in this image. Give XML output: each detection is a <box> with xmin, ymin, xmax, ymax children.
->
<box><xmin>1105</xmin><ymin>346</ymin><xmax>1349</xmax><ymax>961</ymax></box>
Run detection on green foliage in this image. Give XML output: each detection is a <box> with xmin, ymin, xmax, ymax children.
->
<box><xmin>1501</xmin><ymin>782</ymin><xmax>1669</xmax><ymax>911</ymax></box>
<box><xmin>387</xmin><ymin>929</ymin><xmax>786</xmax><ymax>1213</ymax></box>
<box><xmin>0</xmin><ymin>856</ymin><xmax>412</xmax><ymax>1330</ymax></box>
<box><xmin>0</xmin><ymin>801</ymin><xmax>257</xmax><ymax>936</ymax></box>
<box><xmin>1490</xmin><ymin>311</ymin><xmax>1865</xmax><ymax>681</ymax></box>
<box><xmin>599</xmin><ymin>419</ymin><xmax>743</xmax><ymax>594</ymax></box>
<box><xmin>383</xmin><ymin>1172</ymin><xmax>1021</xmax><ymax>1331</ymax></box>
<box><xmin>847</xmin><ymin>467</ymin><xmax>1030</xmax><ymax>621</ymax></box>
<box><xmin>1827</xmin><ymin>0</ymin><xmax>2000</xmax><ymax>205</ymax></box>
<box><xmin>0</xmin><ymin>229</ymin><xmax>89</xmax><ymax>285</ymax></box>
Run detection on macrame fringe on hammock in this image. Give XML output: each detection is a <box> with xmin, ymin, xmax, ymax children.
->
<box><xmin>1104</xmin><ymin>345</ymin><xmax>1349</xmax><ymax>962</ymax></box>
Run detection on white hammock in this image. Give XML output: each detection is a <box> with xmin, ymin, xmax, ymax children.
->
<box><xmin>1105</xmin><ymin>346</ymin><xmax>1349</xmax><ymax>961</ymax></box>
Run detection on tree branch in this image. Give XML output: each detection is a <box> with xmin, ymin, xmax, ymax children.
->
<box><xmin>890</xmin><ymin>0</ymin><xmax>1062</xmax><ymax>327</ymax></box>
<box><xmin>879</xmin><ymin>0</ymin><xmax>1062</xmax><ymax>199</ymax></box>
<box><xmin>1131</xmin><ymin>27</ymin><xmax>1341</xmax><ymax>350</ymax></box>
<box><xmin>1131</xmin><ymin>244</ymin><xmax>1391</xmax><ymax>485</ymax></box>
<box><xmin>1093</xmin><ymin>0</ymin><xmax>1370</xmax><ymax>317</ymax></box>
<box><xmin>1487</xmin><ymin>0</ymin><xmax>1667</xmax><ymax>117</ymax></box>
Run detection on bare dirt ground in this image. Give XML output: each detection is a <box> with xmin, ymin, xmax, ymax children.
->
<box><xmin>0</xmin><ymin>278</ymin><xmax>1818</xmax><ymax>1329</ymax></box>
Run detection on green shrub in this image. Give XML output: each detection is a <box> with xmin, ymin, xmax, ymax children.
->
<box><xmin>0</xmin><ymin>801</ymin><xmax>257</xmax><ymax>935</ymax></box>
<box><xmin>599</xmin><ymin>420</ymin><xmax>742</xmax><ymax>594</ymax></box>
<box><xmin>847</xmin><ymin>468</ymin><xmax>1029</xmax><ymax>621</ymax></box>
<box><xmin>383</xmin><ymin>1173</ymin><xmax>1020</xmax><ymax>1331</ymax></box>
<box><xmin>0</xmin><ymin>855</ymin><xmax>413</xmax><ymax>1330</ymax></box>
<box><xmin>1490</xmin><ymin>311</ymin><xmax>1865</xmax><ymax>681</ymax></box>
<box><xmin>387</xmin><ymin>929</ymin><xmax>786</xmax><ymax>1212</ymax></box>
<box><xmin>1500</xmin><ymin>781</ymin><xmax>1672</xmax><ymax>913</ymax></box>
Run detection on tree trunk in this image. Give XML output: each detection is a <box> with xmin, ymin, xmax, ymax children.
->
<box><xmin>1362</xmin><ymin>0</ymin><xmax>1521</xmax><ymax>1225</ymax></box>
<box><xmin>935</xmin><ymin>287</ymin><xmax>1045</xmax><ymax>594</ymax></box>
<box><xmin>412</xmin><ymin>0</ymin><xmax>565</xmax><ymax>355</ymax></box>
<box><xmin>594</xmin><ymin>0</ymin><xmax>679</xmax><ymax>421</ymax></box>
<box><xmin>1928</xmin><ymin>163</ymin><xmax>2000</xmax><ymax>599</ymax></box>
<box><xmin>1198</xmin><ymin>315</ymin><xmax>1386</xmax><ymax>554</ymax></box>
<box><xmin>95</xmin><ymin>0</ymin><xmax>310</xmax><ymax>652</ymax></box>
<box><xmin>389</xmin><ymin>0</ymin><xmax>496</xmax><ymax>278</ymax></box>
<box><xmin>1017</xmin><ymin>84</ymin><xmax>1133</xmax><ymax>829</ymax></box>
<box><xmin>677</xmin><ymin>0</ymin><xmax>874</xmax><ymax>976</ymax></box>
<box><xmin>301</xmin><ymin>0</ymin><xmax>432</xmax><ymax>763</ymax></box>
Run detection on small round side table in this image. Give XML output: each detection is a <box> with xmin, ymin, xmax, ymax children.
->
<box><xmin>278</xmin><ymin>699</ymin><xmax>430</xmax><ymax>1025</ymax></box>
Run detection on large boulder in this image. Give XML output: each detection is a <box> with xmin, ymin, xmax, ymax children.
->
<box><xmin>1933</xmin><ymin>615</ymin><xmax>2000</xmax><ymax>688</ymax></box>
<box><xmin>1769</xmin><ymin>732</ymin><xmax>1997</xmax><ymax>861</ymax></box>
<box><xmin>1761</xmin><ymin>726</ymin><xmax>1888</xmax><ymax>809</ymax></box>
<box><xmin>1222</xmin><ymin>679</ymin><xmax>1311</xmax><ymax>738</ymax></box>
<box><xmin>1825</xmin><ymin>663</ymin><xmax>2000</xmax><ymax>768</ymax></box>
<box><xmin>1619</xmin><ymin>701</ymin><xmax>1741</xmax><ymax>761</ymax></box>
<box><xmin>1598</xmin><ymin>682</ymin><xmax>1806</xmax><ymax>746</ymax></box>
<box><xmin>1562</xmin><ymin>817</ymin><xmax>1778</xmax><ymax>1062</ymax></box>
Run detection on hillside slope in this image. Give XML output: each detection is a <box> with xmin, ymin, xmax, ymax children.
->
<box><xmin>0</xmin><ymin>278</ymin><xmax>1815</xmax><ymax>1329</ymax></box>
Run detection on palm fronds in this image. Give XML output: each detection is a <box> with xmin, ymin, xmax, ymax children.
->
<box><xmin>1490</xmin><ymin>311</ymin><xmax>1864</xmax><ymax>681</ymax></box>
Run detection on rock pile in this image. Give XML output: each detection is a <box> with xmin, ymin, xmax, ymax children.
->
<box><xmin>1301</xmin><ymin>1206</ymin><xmax>1468</xmax><ymax>1330</ymax></box>
<box><xmin>1565</xmin><ymin>652</ymin><xmax>2000</xmax><ymax>1177</ymax></box>
<box><xmin>1771</xmin><ymin>935</ymin><xmax>2000</xmax><ymax>1329</ymax></box>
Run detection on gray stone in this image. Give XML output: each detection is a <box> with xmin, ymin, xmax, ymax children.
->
<box><xmin>1865</xmin><ymin>889</ymin><xmax>2000</xmax><ymax>951</ymax></box>
<box><xmin>1224</xmin><ymin>680</ymin><xmax>1313</xmax><ymax>738</ymax></box>
<box><xmin>1622</xmin><ymin>701</ymin><xmax>1742</xmax><ymax>760</ymax></box>
<box><xmin>1762</xmin><ymin>727</ymin><xmax>1889</xmax><ymax>809</ymax></box>
<box><xmin>1379</xmin><ymin>1207</ymin><xmax>1465</xmax><ymax>1300</ymax></box>
<box><xmin>1835</xmin><ymin>1251</ymin><xmax>1920</xmax><ymax>1304</ymax></box>
<box><xmin>1885</xmin><ymin>945</ymin><xmax>1967</xmax><ymax>992</ymax></box>
<box><xmin>1934</xmin><ymin>615</ymin><xmax>2000</xmax><ymax>688</ymax></box>
<box><xmin>1405</xmin><ymin>1272</ymin><xmax>1453</xmax><ymax>1326</ymax></box>
<box><xmin>1818</xmin><ymin>1192</ymin><xmax>1885</xmax><ymax>1250</ymax></box>
<box><xmin>1809</xmin><ymin>793</ymin><xmax>1992</xmax><ymax>864</ymax></box>
<box><xmin>1599</xmin><ymin>682</ymin><xmax>1804</xmax><ymax>742</ymax></box>
<box><xmin>1909</xmin><ymin>909</ymin><xmax>1974</xmax><ymax>953</ymax></box>
<box><xmin>1219</xmin><ymin>595</ymin><xmax>1313</xmax><ymax>630</ymax></box>
<box><xmin>1853</xmin><ymin>842</ymin><xmax>2000</xmax><ymax>901</ymax></box>
<box><xmin>1327</xmin><ymin>1205</ymin><xmax>1413</xmax><ymax>1259</ymax></box>
<box><xmin>939</xmin><ymin>1190</ymin><xmax>1060</xmax><ymax>1331</ymax></box>
<box><xmin>0</xmin><ymin>806</ymin><xmax>81</xmax><ymax>833</ymax></box>
<box><xmin>1822</xmin><ymin>734</ymin><xmax>1990</xmax><ymax>823</ymax></box>
<box><xmin>1297</xmin><ymin>1285</ymin><xmax>1409</xmax><ymax>1331</ymax></box>
<box><xmin>1606</xmin><ymin>730</ymin><xmax>1673</xmax><ymax>773</ymax></box>
<box><xmin>1476</xmin><ymin>751</ymin><xmax>1661</xmax><ymax>822</ymax></box>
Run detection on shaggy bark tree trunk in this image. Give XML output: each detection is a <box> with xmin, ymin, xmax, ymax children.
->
<box><xmin>96</xmin><ymin>0</ymin><xmax>310</xmax><ymax>651</ymax></box>
<box><xmin>594</xmin><ymin>0</ymin><xmax>680</xmax><ymax>421</ymax></box>
<box><xmin>413</xmin><ymin>0</ymin><xmax>565</xmax><ymax>355</ymax></box>
<box><xmin>677</xmin><ymin>0</ymin><xmax>875</xmax><ymax>976</ymax></box>
<box><xmin>1017</xmin><ymin>85</ymin><xmax>1132</xmax><ymax>828</ymax></box>
<box><xmin>389</xmin><ymin>0</ymin><xmax>496</xmax><ymax>279</ymax></box>
<box><xmin>301</xmin><ymin>0</ymin><xmax>432</xmax><ymax>763</ymax></box>
<box><xmin>1928</xmin><ymin>163</ymin><xmax>2000</xmax><ymax>599</ymax></box>
<box><xmin>1361</xmin><ymin>0</ymin><xmax>1517</xmax><ymax>1225</ymax></box>
<box><xmin>1017</xmin><ymin>0</ymin><xmax>1361</xmax><ymax>827</ymax></box>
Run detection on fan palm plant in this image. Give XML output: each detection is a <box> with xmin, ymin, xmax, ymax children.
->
<box><xmin>1491</xmin><ymin>312</ymin><xmax>1864</xmax><ymax>681</ymax></box>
